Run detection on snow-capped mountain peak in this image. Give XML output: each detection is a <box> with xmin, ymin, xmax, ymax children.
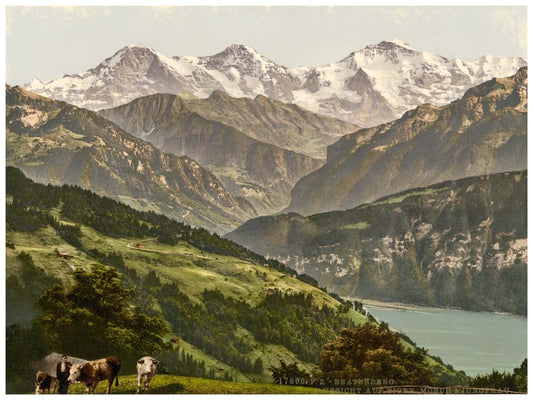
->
<box><xmin>365</xmin><ymin>39</ymin><xmax>417</xmax><ymax>53</ymax></box>
<box><xmin>358</xmin><ymin>39</ymin><xmax>419</xmax><ymax>60</ymax></box>
<box><xmin>337</xmin><ymin>39</ymin><xmax>420</xmax><ymax>70</ymax></box>
<box><xmin>199</xmin><ymin>43</ymin><xmax>281</xmax><ymax>73</ymax></box>
<box><xmin>389</xmin><ymin>39</ymin><xmax>415</xmax><ymax>50</ymax></box>
<box><xmin>26</xmin><ymin>77</ymin><xmax>44</xmax><ymax>90</ymax></box>
<box><xmin>215</xmin><ymin>43</ymin><xmax>265</xmax><ymax>60</ymax></box>
<box><xmin>23</xmin><ymin>41</ymin><xmax>526</xmax><ymax>127</ymax></box>
<box><xmin>126</xmin><ymin>42</ymin><xmax>152</xmax><ymax>49</ymax></box>
<box><xmin>225</xmin><ymin>43</ymin><xmax>261</xmax><ymax>56</ymax></box>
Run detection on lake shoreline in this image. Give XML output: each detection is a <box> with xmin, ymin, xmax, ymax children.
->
<box><xmin>349</xmin><ymin>297</ymin><xmax>526</xmax><ymax>319</ymax></box>
<box><xmin>355</xmin><ymin>299</ymin><xmax>527</xmax><ymax>377</ymax></box>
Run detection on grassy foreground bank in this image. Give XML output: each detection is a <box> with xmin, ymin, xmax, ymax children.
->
<box><xmin>65</xmin><ymin>374</ymin><xmax>338</xmax><ymax>394</ymax></box>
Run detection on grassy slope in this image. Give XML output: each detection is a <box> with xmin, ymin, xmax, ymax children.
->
<box><xmin>6</xmin><ymin>223</ymin><xmax>366</xmax><ymax>381</ymax></box>
<box><xmin>65</xmin><ymin>374</ymin><xmax>339</xmax><ymax>394</ymax></box>
<box><xmin>6</xmin><ymin>214</ymin><xmax>460</xmax><ymax>385</ymax></box>
<box><xmin>7</xmin><ymin>227</ymin><xmax>328</xmax><ymax>306</ymax></box>
<box><xmin>77</xmin><ymin>228</ymin><xmax>355</xmax><ymax>311</ymax></box>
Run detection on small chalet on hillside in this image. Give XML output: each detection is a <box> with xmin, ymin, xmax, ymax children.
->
<box><xmin>55</xmin><ymin>249</ymin><xmax>70</xmax><ymax>259</ymax></box>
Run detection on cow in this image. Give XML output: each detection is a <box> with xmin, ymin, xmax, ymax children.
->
<box><xmin>67</xmin><ymin>356</ymin><xmax>120</xmax><ymax>394</ymax></box>
<box><xmin>35</xmin><ymin>371</ymin><xmax>57</xmax><ymax>394</ymax></box>
<box><xmin>136</xmin><ymin>356</ymin><xmax>159</xmax><ymax>393</ymax></box>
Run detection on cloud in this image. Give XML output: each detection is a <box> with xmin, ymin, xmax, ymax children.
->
<box><xmin>6</xmin><ymin>6</ymin><xmax>113</xmax><ymax>37</ymax></box>
<box><xmin>51</xmin><ymin>6</ymin><xmax>113</xmax><ymax>20</ymax></box>
<box><xmin>7</xmin><ymin>6</ymin><xmax>112</xmax><ymax>33</ymax></box>
<box><xmin>6</xmin><ymin>7</ymin><xmax>37</xmax><ymax>35</ymax></box>
<box><xmin>149</xmin><ymin>6</ymin><xmax>176</xmax><ymax>22</ymax></box>
<box><xmin>384</xmin><ymin>7</ymin><xmax>427</xmax><ymax>25</ymax></box>
<box><xmin>391</xmin><ymin>7</ymin><xmax>410</xmax><ymax>24</ymax></box>
<box><xmin>490</xmin><ymin>7</ymin><xmax>527</xmax><ymax>55</ymax></box>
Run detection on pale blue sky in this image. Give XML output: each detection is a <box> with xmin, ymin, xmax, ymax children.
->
<box><xmin>6</xmin><ymin>5</ymin><xmax>528</xmax><ymax>85</ymax></box>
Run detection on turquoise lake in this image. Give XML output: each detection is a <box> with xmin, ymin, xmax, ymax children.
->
<box><xmin>364</xmin><ymin>303</ymin><xmax>527</xmax><ymax>377</ymax></box>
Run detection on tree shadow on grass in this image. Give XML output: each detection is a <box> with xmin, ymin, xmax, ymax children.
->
<box><xmin>150</xmin><ymin>382</ymin><xmax>186</xmax><ymax>394</ymax></box>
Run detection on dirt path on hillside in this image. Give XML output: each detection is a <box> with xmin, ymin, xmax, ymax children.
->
<box><xmin>126</xmin><ymin>238</ymin><xmax>212</xmax><ymax>260</ymax></box>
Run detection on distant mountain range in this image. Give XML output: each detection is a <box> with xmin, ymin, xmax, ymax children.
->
<box><xmin>100</xmin><ymin>91</ymin><xmax>356</xmax><ymax>214</ymax></box>
<box><xmin>25</xmin><ymin>40</ymin><xmax>526</xmax><ymax>126</ymax></box>
<box><xmin>287</xmin><ymin>67</ymin><xmax>527</xmax><ymax>216</ymax></box>
<box><xmin>227</xmin><ymin>171</ymin><xmax>527</xmax><ymax>315</ymax></box>
<box><xmin>6</xmin><ymin>85</ymin><xmax>256</xmax><ymax>233</ymax></box>
<box><xmin>11</xmin><ymin>43</ymin><xmax>528</xmax><ymax>317</ymax></box>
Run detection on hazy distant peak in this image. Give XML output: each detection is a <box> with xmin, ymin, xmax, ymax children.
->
<box><xmin>361</xmin><ymin>39</ymin><xmax>419</xmax><ymax>54</ymax></box>
<box><xmin>219</xmin><ymin>43</ymin><xmax>265</xmax><ymax>58</ymax></box>
<box><xmin>227</xmin><ymin>43</ymin><xmax>259</xmax><ymax>53</ymax></box>
<box><xmin>385</xmin><ymin>39</ymin><xmax>415</xmax><ymax>50</ymax></box>
<box><xmin>111</xmin><ymin>44</ymin><xmax>161</xmax><ymax>58</ymax></box>
<box><xmin>203</xmin><ymin>42</ymin><xmax>280</xmax><ymax>70</ymax></box>
<box><xmin>24</xmin><ymin>41</ymin><xmax>526</xmax><ymax>127</ymax></box>
<box><xmin>339</xmin><ymin>39</ymin><xmax>418</xmax><ymax>64</ymax></box>
<box><xmin>105</xmin><ymin>44</ymin><xmax>160</xmax><ymax>65</ymax></box>
<box><xmin>26</xmin><ymin>77</ymin><xmax>45</xmax><ymax>90</ymax></box>
<box><xmin>126</xmin><ymin>43</ymin><xmax>152</xmax><ymax>49</ymax></box>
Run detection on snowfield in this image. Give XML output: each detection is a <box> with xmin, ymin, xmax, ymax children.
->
<box><xmin>25</xmin><ymin>40</ymin><xmax>526</xmax><ymax>127</ymax></box>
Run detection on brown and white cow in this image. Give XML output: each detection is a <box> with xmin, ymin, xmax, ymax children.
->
<box><xmin>35</xmin><ymin>371</ymin><xmax>57</xmax><ymax>394</ymax></box>
<box><xmin>136</xmin><ymin>356</ymin><xmax>159</xmax><ymax>393</ymax></box>
<box><xmin>67</xmin><ymin>356</ymin><xmax>120</xmax><ymax>394</ymax></box>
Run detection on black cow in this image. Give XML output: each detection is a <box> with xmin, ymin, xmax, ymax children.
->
<box><xmin>35</xmin><ymin>371</ymin><xmax>57</xmax><ymax>394</ymax></box>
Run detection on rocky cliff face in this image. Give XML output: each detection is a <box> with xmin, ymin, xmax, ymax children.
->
<box><xmin>25</xmin><ymin>41</ymin><xmax>525</xmax><ymax>127</ymax></box>
<box><xmin>180</xmin><ymin>90</ymin><xmax>359</xmax><ymax>159</ymax></box>
<box><xmin>227</xmin><ymin>171</ymin><xmax>527</xmax><ymax>315</ymax></box>
<box><xmin>100</xmin><ymin>92</ymin><xmax>355</xmax><ymax>214</ymax></box>
<box><xmin>6</xmin><ymin>86</ymin><xmax>256</xmax><ymax>233</ymax></box>
<box><xmin>287</xmin><ymin>67</ymin><xmax>527</xmax><ymax>216</ymax></box>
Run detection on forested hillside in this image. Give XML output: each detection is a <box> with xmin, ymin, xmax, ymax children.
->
<box><xmin>5</xmin><ymin>167</ymin><xmax>356</xmax><ymax>391</ymax></box>
<box><xmin>5</xmin><ymin>167</ymin><xmax>462</xmax><ymax>393</ymax></box>
<box><xmin>228</xmin><ymin>171</ymin><xmax>527</xmax><ymax>315</ymax></box>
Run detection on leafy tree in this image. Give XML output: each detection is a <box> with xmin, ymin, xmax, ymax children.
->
<box><xmin>6</xmin><ymin>324</ymin><xmax>50</xmax><ymax>393</ymax></box>
<box><xmin>253</xmin><ymin>357</ymin><xmax>264</xmax><ymax>375</ymax></box>
<box><xmin>513</xmin><ymin>358</ymin><xmax>527</xmax><ymax>392</ymax></box>
<box><xmin>469</xmin><ymin>358</ymin><xmax>527</xmax><ymax>392</ymax></box>
<box><xmin>317</xmin><ymin>322</ymin><xmax>435</xmax><ymax>387</ymax></box>
<box><xmin>144</xmin><ymin>270</ymin><xmax>162</xmax><ymax>289</ymax></box>
<box><xmin>6</xmin><ymin>252</ymin><xmax>60</xmax><ymax>325</ymax></box>
<box><xmin>6</xmin><ymin>202</ymin><xmax>48</xmax><ymax>232</ymax></box>
<box><xmin>160</xmin><ymin>349</ymin><xmax>210</xmax><ymax>378</ymax></box>
<box><xmin>470</xmin><ymin>369</ymin><xmax>515</xmax><ymax>391</ymax></box>
<box><xmin>269</xmin><ymin>360</ymin><xmax>311</xmax><ymax>384</ymax></box>
<box><xmin>48</xmin><ymin>217</ymin><xmax>83</xmax><ymax>248</ymax></box>
<box><xmin>36</xmin><ymin>265</ymin><xmax>169</xmax><ymax>371</ymax></box>
<box><xmin>18</xmin><ymin>252</ymin><xmax>60</xmax><ymax>298</ymax></box>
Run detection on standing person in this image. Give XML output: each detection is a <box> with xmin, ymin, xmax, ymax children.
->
<box><xmin>56</xmin><ymin>354</ymin><xmax>72</xmax><ymax>394</ymax></box>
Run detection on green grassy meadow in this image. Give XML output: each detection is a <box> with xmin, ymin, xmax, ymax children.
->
<box><xmin>6</xmin><ymin>223</ymin><xmax>458</xmax><ymax>383</ymax></box>
<box><xmin>7</xmin><ymin>223</ymin><xmax>362</xmax><ymax>315</ymax></box>
<box><xmin>64</xmin><ymin>374</ymin><xmax>338</xmax><ymax>394</ymax></box>
<box><xmin>6</xmin><ymin>223</ymin><xmax>367</xmax><ymax>381</ymax></box>
<box><xmin>6</xmin><ymin>184</ymin><xmax>462</xmax><ymax>389</ymax></box>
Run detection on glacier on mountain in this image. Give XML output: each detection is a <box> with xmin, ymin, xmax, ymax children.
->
<box><xmin>25</xmin><ymin>40</ymin><xmax>526</xmax><ymax>127</ymax></box>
